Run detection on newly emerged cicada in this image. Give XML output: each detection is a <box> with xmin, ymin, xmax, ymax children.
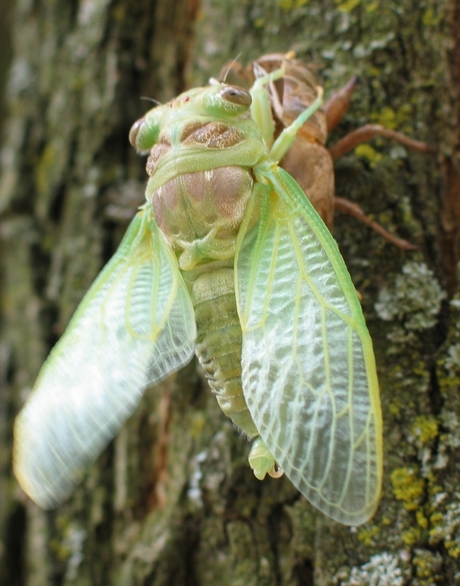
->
<box><xmin>14</xmin><ymin>65</ymin><xmax>382</xmax><ymax>526</ymax></box>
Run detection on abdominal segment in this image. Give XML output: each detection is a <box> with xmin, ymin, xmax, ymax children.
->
<box><xmin>189</xmin><ymin>265</ymin><xmax>259</xmax><ymax>439</ymax></box>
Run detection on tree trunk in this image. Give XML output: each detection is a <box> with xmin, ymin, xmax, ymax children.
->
<box><xmin>1</xmin><ymin>0</ymin><xmax>459</xmax><ymax>585</ymax></box>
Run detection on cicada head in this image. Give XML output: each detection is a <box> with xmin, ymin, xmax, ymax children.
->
<box><xmin>130</xmin><ymin>84</ymin><xmax>253</xmax><ymax>154</ymax></box>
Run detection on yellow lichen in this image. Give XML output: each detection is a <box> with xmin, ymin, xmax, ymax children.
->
<box><xmin>370</xmin><ymin>104</ymin><xmax>412</xmax><ymax>130</ymax></box>
<box><xmin>422</xmin><ymin>7</ymin><xmax>442</xmax><ymax>26</ymax></box>
<box><xmin>355</xmin><ymin>144</ymin><xmax>383</xmax><ymax>165</ymax></box>
<box><xmin>357</xmin><ymin>525</ymin><xmax>380</xmax><ymax>546</ymax></box>
<box><xmin>390</xmin><ymin>467</ymin><xmax>425</xmax><ymax>510</ymax></box>
<box><xmin>430</xmin><ymin>512</ymin><xmax>443</xmax><ymax>525</ymax></box>
<box><xmin>402</xmin><ymin>527</ymin><xmax>421</xmax><ymax>546</ymax></box>
<box><xmin>388</xmin><ymin>399</ymin><xmax>401</xmax><ymax>416</ymax></box>
<box><xmin>334</xmin><ymin>0</ymin><xmax>361</xmax><ymax>12</ymax></box>
<box><xmin>365</xmin><ymin>1</ymin><xmax>378</xmax><ymax>12</ymax></box>
<box><xmin>372</xmin><ymin>107</ymin><xmax>398</xmax><ymax>130</ymax></box>
<box><xmin>446</xmin><ymin>542</ymin><xmax>460</xmax><ymax>559</ymax></box>
<box><xmin>416</xmin><ymin>510</ymin><xmax>428</xmax><ymax>529</ymax></box>
<box><xmin>368</xmin><ymin>66</ymin><xmax>381</xmax><ymax>77</ymax></box>
<box><xmin>411</xmin><ymin>415</ymin><xmax>439</xmax><ymax>444</ymax></box>
<box><xmin>412</xmin><ymin>550</ymin><xmax>442</xmax><ymax>584</ymax></box>
<box><xmin>279</xmin><ymin>0</ymin><xmax>309</xmax><ymax>9</ymax></box>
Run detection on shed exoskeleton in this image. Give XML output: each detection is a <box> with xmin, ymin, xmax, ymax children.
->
<box><xmin>221</xmin><ymin>52</ymin><xmax>435</xmax><ymax>250</ymax></box>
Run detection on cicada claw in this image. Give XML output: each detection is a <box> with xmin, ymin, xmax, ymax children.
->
<box><xmin>268</xmin><ymin>465</ymin><xmax>284</xmax><ymax>479</ymax></box>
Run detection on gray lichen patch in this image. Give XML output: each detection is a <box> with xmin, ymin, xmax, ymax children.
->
<box><xmin>375</xmin><ymin>262</ymin><xmax>446</xmax><ymax>332</ymax></box>
<box><xmin>335</xmin><ymin>552</ymin><xmax>405</xmax><ymax>586</ymax></box>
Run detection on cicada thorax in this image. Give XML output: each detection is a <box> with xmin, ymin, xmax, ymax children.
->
<box><xmin>144</xmin><ymin>111</ymin><xmax>260</xmax><ymax>440</ymax></box>
<box><xmin>146</xmin><ymin>120</ymin><xmax>255</xmax><ymax>271</ymax></box>
<box><xmin>222</xmin><ymin>54</ymin><xmax>335</xmax><ymax>227</ymax></box>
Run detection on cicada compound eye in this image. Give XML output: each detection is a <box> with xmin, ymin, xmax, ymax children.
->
<box><xmin>220</xmin><ymin>85</ymin><xmax>252</xmax><ymax>107</ymax></box>
<box><xmin>129</xmin><ymin>117</ymin><xmax>144</xmax><ymax>148</ymax></box>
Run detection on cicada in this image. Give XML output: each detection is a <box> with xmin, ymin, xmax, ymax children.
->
<box><xmin>13</xmin><ymin>65</ymin><xmax>382</xmax><ymax>526</ymax></box>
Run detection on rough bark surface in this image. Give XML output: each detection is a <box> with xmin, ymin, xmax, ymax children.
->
<box><xmin>1</xmin><ymin>0</ymin><xmax>459</xmax><ymax>585</ymax></box>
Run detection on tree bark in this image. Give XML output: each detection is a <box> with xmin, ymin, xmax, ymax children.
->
<box><xmin>1</xmin><ymin>0</ymin><xmax>459</xmax><ymax>585</ymax></box>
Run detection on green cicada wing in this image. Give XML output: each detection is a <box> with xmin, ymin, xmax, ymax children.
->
<box><xmin>235</xmin><ymin>167</ymin><xmax>382</xmax><ymax>526</ymax></box>
<box><xmin>14</xmin><ymin>207</ymin><xmax>196</xmax><ymax>509</ymax></box>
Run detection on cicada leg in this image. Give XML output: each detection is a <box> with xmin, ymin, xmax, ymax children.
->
<box><xmin>248</xmin><ymin>437</ymin><xmax>284</xmax><ymax>481</ymax></box>
<box><xmin>249</xmin><ymin>61</ymin><xmax>324</xmax><ymax>157</ymax></box>
<box><xmin>249</xmin><ymin>65</ymin><xmax>286</xmax><ymax>147</ymax></box>
<box><xmin>329</xmin><ymin>124</ymin><xmax>436</xmax><ymax>160</ymax></box>
<box><xmin>269</xmin><ymin>87</ymin><xmax>324</xmax><ymax>163</ymax></box>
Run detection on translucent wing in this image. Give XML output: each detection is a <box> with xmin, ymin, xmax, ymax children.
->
<box><xmin>14</xmin><ymin>207</ymin><xmax>196</xmax><ymax>508</ymax></box>
<box><xmin>235</xmin><ymin>167</ymin><xmax>382</xmax><ymax>525</ymax></box>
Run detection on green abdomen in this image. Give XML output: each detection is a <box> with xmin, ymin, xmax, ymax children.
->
<box><xmin>189</xmin><ymin>265</ymin><xmax>258</xmax><ymax>439</ymax></box>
